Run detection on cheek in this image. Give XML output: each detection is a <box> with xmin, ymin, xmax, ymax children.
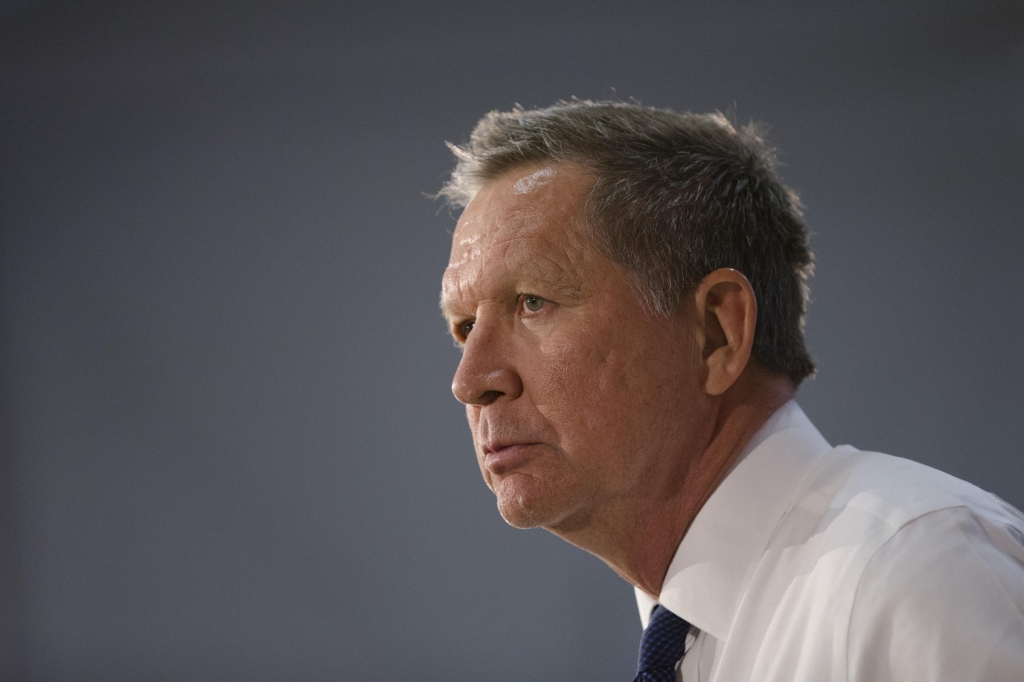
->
<box><xmin>532</xmin><ymin>328</ymin><xmax>639</xmax><ymax>445</ymax></box>
<box><xmin>532</xmin><ymin>333</ymin><xmax>600</xmax><ymax>405</ymax></box>
<box><xmin>531</xmin><ymin>320</ymin><xmax>694</xmax><ymax>468</ymax></box>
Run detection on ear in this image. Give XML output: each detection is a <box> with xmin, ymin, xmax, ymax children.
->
<box><xmin>694</xmin><ymin>268</ymin><xmax>758</xmax><ymax>396</ymax></box>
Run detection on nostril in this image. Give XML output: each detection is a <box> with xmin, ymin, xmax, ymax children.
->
<box><xmin>478</xmin><ymin>390</ymin><xmax>504</xmax><ymax>405</ymax></box>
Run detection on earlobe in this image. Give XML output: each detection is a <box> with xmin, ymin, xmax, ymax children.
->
<box><xmin>696</xmin><ymin>269</ymin><xmax>758</xmax><ymax>396</ymax></box>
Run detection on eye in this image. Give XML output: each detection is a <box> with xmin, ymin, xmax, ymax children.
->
<box><xmin>523</xmin><ymin>295</ymin><xmax>546</xmax><ymax>313</ymax></box>
<box><xmin>457</xmin><ymin>320</ymin><xmax>474</xmax><ymax>338</ymax></box>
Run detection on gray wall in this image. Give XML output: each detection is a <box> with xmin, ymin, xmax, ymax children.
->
<box><xmin>1</xmin><ymin>1</ymin><xmax>1022</xmax><ymax>680</ymax></box>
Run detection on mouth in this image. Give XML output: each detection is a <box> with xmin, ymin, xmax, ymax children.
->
<box><xmin>482</xmin><ymin>442</ymin><xmax>543</xmax><ymax>475</ymax></box>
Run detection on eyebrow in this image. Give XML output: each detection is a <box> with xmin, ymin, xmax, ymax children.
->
<box><xmin>439</xmin><ymin>252</ymin><xmax>587</xmax><ymax>323</ymax></box>
<box><xmin>514</xmin><ymin>257</ymin><xmax>586</xmax><ymax>299</ymax></box>
<box><xmin>438</xmin><ymin>290</ymin><xmax>462</xmax><ymax>323</ymax></box>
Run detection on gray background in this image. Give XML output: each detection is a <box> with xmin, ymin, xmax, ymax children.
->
<box><xmin>1</xmin><ymin>0</ymin><xmax>1022</xmax><ymax>680</ymax></box>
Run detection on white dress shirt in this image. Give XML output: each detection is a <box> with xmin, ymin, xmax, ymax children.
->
<box><xmin>635</xmin><ymin>401</ymin><xmax>1024</xmax><ymax>681</ymax></box>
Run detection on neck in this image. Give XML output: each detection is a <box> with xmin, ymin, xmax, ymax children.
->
<box><xmin>547</xmin><ymin>368</ymin><xmax>795</xmax><ymax>596</ymax></box>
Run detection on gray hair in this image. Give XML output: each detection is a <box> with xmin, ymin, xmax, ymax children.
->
<box><xmin>439</xmin><ymin>100</ymin><xmax>815</xmax><ymax>385</ymax></box>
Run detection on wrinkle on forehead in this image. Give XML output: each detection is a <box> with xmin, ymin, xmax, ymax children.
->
<box><xmin>447</xmin><ymin>181</ymin><xmax>591</xmax><ymax>268</ymax></box>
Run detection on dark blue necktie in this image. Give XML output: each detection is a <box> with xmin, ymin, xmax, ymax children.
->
<box><xmin>634</xmin><ymin>604</ymin><xmax>690</xmax><ymax>682</ymax></box>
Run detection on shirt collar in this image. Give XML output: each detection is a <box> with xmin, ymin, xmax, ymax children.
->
<box><xmin>635</xmin><ymin>401</ymin><xmax>831</xmax><ymax>638</ymax></box>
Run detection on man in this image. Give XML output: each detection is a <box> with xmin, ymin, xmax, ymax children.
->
<box><xmin>437</xmin><ymin>101</ymin><xmax>1024</xmax><ymax>681</ymax></box>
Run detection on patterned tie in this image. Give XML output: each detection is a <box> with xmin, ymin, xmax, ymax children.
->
<box><xmin>634</xmin><ymin>604</ymin><xmax>690</xmax><ymax>682</ymax></box>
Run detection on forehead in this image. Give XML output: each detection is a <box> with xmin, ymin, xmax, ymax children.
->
<box><xmin>441</xmin><ymin>164</ymin><xmax>597</xmax><ymax>312</ymax></box>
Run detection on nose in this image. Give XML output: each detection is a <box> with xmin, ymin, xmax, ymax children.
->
<box><xmin>451</xmin><ymin>319</ymin><xmax>523</xmax><ymax>406</ymax></box>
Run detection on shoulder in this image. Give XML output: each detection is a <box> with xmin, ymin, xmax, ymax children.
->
<box><xmin>799</xmin><ymin>446</ymin><xmax>1024</xmax><ymax>531</ymax></box>
<box><xmin>800</xmin><ymin>447</ymin><xmax>1024</xmax><ymax>681</ymax></box>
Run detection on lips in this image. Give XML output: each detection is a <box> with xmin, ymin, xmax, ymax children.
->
<box><xmin>482</xmin><ymin>442</ymin><xmax>542</xmax><ymax>474</ymax></box>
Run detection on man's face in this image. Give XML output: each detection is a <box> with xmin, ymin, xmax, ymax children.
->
<box><xmin>440</xmin><ymin>164</ymin><xmax>709</xmax><ymax>533</ymax></box>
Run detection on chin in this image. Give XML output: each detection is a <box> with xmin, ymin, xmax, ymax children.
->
<box><xmin>493</xmin><ymin>474</ymin><xmax>577</xmax><ymax>530</ymax></box>
<box><xmin>497</xmin><ymin>500</ymin><xmax>545</xmax><ymax>529</ymax></box>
